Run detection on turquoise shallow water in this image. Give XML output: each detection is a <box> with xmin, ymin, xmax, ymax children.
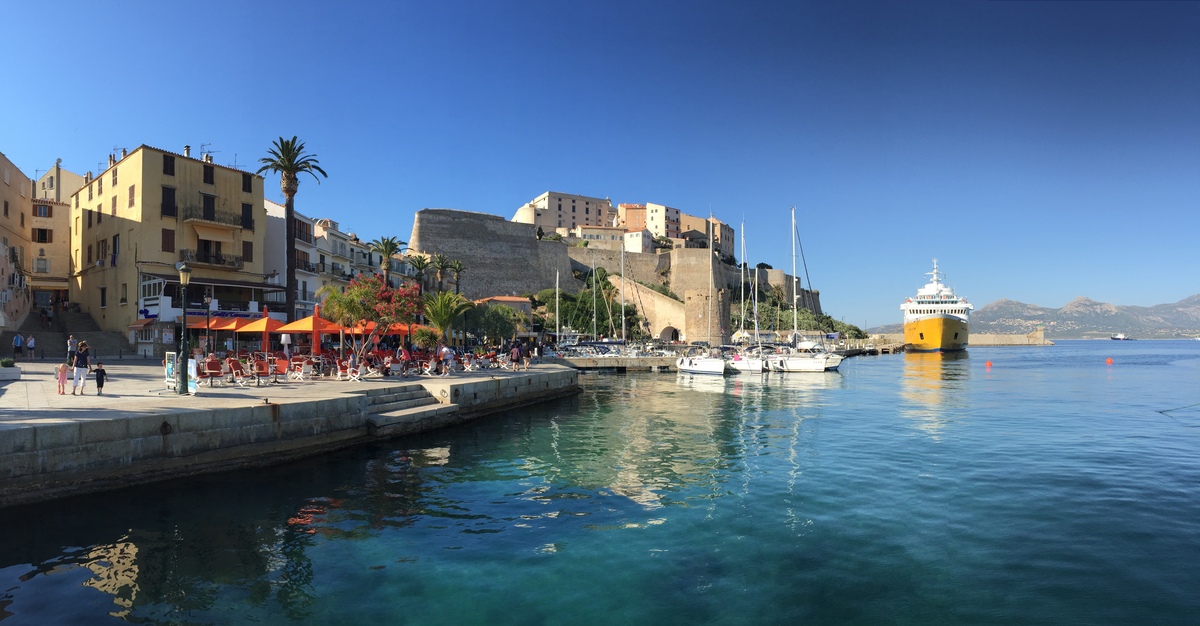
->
<box><xmin>2</xmin><ymin>340</ymin><xmax>1200</xmax><ymax>625</ymax></box>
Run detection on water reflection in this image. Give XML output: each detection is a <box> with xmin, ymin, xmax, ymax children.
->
<box><xmin>0</xmin><ymin>375</ymin><xmax>834</xmax><ymax>624</ymax></box>
<box><xmin>900</xmin><ymin>351</ymin><xmax>971</xmax><ymax>438</ymax></box>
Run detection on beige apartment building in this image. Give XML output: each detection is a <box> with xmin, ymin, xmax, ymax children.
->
<box><xmin>35</xmin><ymin>159</ymin><xmax>85</xmax><ymax>204</ymax></box>
<box><xmin>572</xmin><ymin>224</ymin><xmax>628</xmax><ymax>251</ymax></box>
<box><xmin>678</xmin><ymin>213</ymin><xmax>735</xmax><ymax>259</ymax></box>
<box><xmin>645</xmin><ymin>202</ymin><xmax>681</xmax><ymax>239</ymax></box>
<box><xmin>1</xmin><ymin>152</ymin><xmax>33</xmax><ymax>331</ymax></box>
<box><xmin>512</xmin><ymin>191</ymin><xmax>615</xmax><ymax>234</ymax></box>
<box><xmin>68</xmin><ymin>145</ymin><xmax>273</xmax><ymax>354</ymax></box>
<box><xmin>616</xmin><ymin>203</ymin><xmax>647</xmax><ymax>232</ymax></box>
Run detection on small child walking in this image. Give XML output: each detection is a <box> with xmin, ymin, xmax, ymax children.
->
<box><xmin>93</xmin><ymin>362</ymin><xmax>108</xmax><ymax>395</ymax></box>
<box><xmin>56</xmin><ymin>362</ymin><xmax>69</xmax><ymax>395</ymax></box>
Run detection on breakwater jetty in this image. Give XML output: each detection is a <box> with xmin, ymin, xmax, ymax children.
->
<box><xmin>0</xmin><ymin>361</ymin><xmax>579</xmax><ymax>508</ymax></box>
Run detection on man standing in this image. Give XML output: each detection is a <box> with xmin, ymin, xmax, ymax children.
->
<box><xmin>11</xmin><ymin>333</ymin><xmax>22</xmax><ymax>361</ymax></box>
<box><xmin>26</xmin><ymin>334</ymin><xmax>36</xmax><ymax>360</ymax></box>
<box><xmin>439</xmin><ymin>342</ymin><xmax>454</xmax><ymax>377</ymax></box>
<box><xmin>67</xmin><ymin>335</ymin><xmax>78</xmax><ymax>364</ymax></box>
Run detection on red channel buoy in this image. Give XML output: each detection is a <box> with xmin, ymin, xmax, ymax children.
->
<box><xmin>1106</xmin><ymin>357</ymin><xmax>1113</xmax><ymax>365</ymax></box>
<box><xmin>985</xmin><ymin>361</ymin><xmax>992</xmax><ymax>368</ymax></box>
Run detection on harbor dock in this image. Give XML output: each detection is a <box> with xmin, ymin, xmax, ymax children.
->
<box><xmin>0</xmin><ymin>360</ymin><xmax>579</xmax><ymax>508</ymax></box>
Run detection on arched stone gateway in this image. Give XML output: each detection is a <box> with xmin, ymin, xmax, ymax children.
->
<box><xmin>659</xmin><ymin>326</ymin><xmax>679</xmax><ymax>342</ymax></box>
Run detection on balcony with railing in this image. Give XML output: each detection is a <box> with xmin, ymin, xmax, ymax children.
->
<box><xmin>180</xmin><ymin>249</ymin><xmax>244</xmax><ymax>269</ymax></box>
<box><xmin>182</xmin><ymin>205</ymin><xmax>254</xmax><ymax>230</ymax></box>
<box><xmin>296</xmin><ymin>260</ymin><xmax>318</xmax><ymax>274</ymax></box>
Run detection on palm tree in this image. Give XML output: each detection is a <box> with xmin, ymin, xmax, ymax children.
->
<box><xmin>369</xmin><ymin>236</ymin><xmax>405</xmax><ymax>287</ymax></box>
<box><xmin>406</xmin><ymin>254</ymin><xmax>430</xmax><ymax>296</ymax></box>
<box><xmin>257</xmin><ymin>136</ymin><xmax>327</xmax><ymax>322</ymax></box>
<box><xmin>448</xmin><ymin>259</ymin><xmax>466</xmax><ymax>295</ymax></box>
<box><xmin>422</xmin><ymin>291</ymin><xmax>474</xmax><ymax>341</ymax></box>
<box><xmin>430</xmin><ymin>254</ymin><xmax>450</xmax><ymax>292</ymax></box>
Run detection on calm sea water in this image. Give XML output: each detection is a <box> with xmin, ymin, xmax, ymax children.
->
<box><xmin>3</xmin><ymin>340</ymin><xmax>1200</xmax><ymax>625</ymax></box>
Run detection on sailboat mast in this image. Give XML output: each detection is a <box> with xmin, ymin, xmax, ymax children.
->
<box><xmin>591</xmin><ymin>254</ymin><xmax>598</xmax><ymax>340</ymax></box>
<box><xmin>708</xmin><ymin>215</ymin><xmax>714</xmax><ymax>346</ymax></box>
<box><xmin>555</xmin><ymin>270</ymin><xmax>560</xmax><ymax>344</ymax></box>
<box><xmin>791</xmin><ymin>207</ymin><xmax>799</xmax><ymax>342</ymax></box>
<box><xmin>620</xmin><ymin>239</ymin><xmax>627</xmax><ymax>341</ymax></box>
<box><xmin>739</xmin><ymin>220</ymin><xmax>747</xmax><ymax>336</ymax></box>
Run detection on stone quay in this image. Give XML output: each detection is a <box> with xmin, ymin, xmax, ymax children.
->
<box><xmin>0</xmin><ymin>360</ymin><xmax>580</xmax><ymax>508</ymax></box>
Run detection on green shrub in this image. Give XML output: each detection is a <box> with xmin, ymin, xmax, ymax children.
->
<box><xmin>0</xmin><ymin>358</ymin><xmax>14</xmax><ymax>368</ymax></box>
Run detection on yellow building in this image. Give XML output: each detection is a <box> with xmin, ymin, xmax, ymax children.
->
<box><xmin>68</xmin><ymin>145</ymin><xmax>275</xmax><ymax>355</ymax></box>
<box><xmin>28</xmin><ymin>198</ymin><xmax>71</xmax><ymax>311</ymax></box>
<box><xmin>1</xmin><ymin>151</ymin><xmax>33</xmax><ymax>331</ymax></box>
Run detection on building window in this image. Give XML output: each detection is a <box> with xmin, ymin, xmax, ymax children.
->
<box><xmin>2</xmin><ymin>200</ymin><xmax>6</xmax><ymax>216</ymax></box>
<box><xmin>34</xmin><ymin>205</ymin><xmax>51</xmax><ymax>218</ymax></box>
<box><xmin>242</xmin><ymin>173</ymin><xmax>252</xmax><ymax>193</ymax></box>
<box><xmin>120</xmin><ymin>283</ymin><xmax>127</xmax><ymax>304</ymax></box>
<box><xmin>163</xmin><ymin>154</ymin><xmax>175</xmax><ymax>176</ymax></box>
<box><xmin>32</xmin><ymin>228</ymin><xmax>52</xmax><ymax>243</ymax></box>
<box><xmin>97</xmin><ymin>176</ymin><xmax>103</xmax><ymax>195</ymax></box>
<box><xmin>35</xmin><ymin>259</ymin><xmax>49</xmax><ymax>273</ymax></box>
<box><xmin>88</xmin><ymin>183</ymin><xmax>93</xmax><ymax>201</ymax></box>
<box><xmin>99</xmin><ymin>286</ymin><xmax>107</xmax><ymax>308</ymax></box>
<box><xmin>162</xmin><ymin>228</ymin><xmax>175</xmax><ymax>253</ymax></box>
<box><xmin>48</xmin><ymin>176</ymin><xmax>54</xmax><ymax>189</ymax></box>
<box><xmin>243</xmin><ymin>240</ymin><xmax>254</xmax><ymax>263</ymax></box>
<box><xmin>128</xmin><ymin>184</ymin><xmax>136</xmax><ymax>208</ymax></box>
<box><xmin>111</xmin><ymin>196</ymin><xmax>117</xmax><ymax>216</ymax></box>
<box><xmin>87</xmin><ymin>244</ymin><xmax>93</xmax><ymax>264</ymax></box>
<box><xmin>19</xmin><ymin>212</ymin><xmax>24</xmax><ymax>227</ymax></box>
<box><xmin>202</xmin><ymin>194</ymin><xmax>216</xmax><ymax>213</ymax></box>
<box><xmin>203</xmin><ymin>165</ymin><xmax>214</xmax><ymax>185</ymax></box>
<box><xmin>161</xmin><ymin>187</ymin><xmax>176</xmax><ymax>216</ymax></box>
<box><xmin>112</xmin><ymin>168</ymin><xmax>118</xmax><ymax>186</ymax></box>
<box><xmin>74</xmin><ymin>195</ymin><xmax>78</xmax><ymax>208</ymax></box>
<box><xmin>97</xmin><ymin>204</ymin><xmax>102</xmax><ymax>224</ymax></box>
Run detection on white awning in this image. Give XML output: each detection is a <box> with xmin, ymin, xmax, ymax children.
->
<box><xmin>193</xmin><ymin>224</ymin><xmax>235</xmax><ymax>244</ymax></box>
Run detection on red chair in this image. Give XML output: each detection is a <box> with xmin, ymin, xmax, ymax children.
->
<box><xmin>252</xmin><ymin>359</ymin><xmax>272</xmax><ymax>385</ymax></box>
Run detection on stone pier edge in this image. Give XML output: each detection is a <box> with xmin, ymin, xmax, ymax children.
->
<box><xmin>0</xmin><ymin>367</ymin><xmax>580</xmax><ymax>508</ymax></box>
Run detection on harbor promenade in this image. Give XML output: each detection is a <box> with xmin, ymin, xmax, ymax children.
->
<box><xmin>0</xmin><ymin>360</ymin><xmax>580</xmax><ymax>507</ymax></box>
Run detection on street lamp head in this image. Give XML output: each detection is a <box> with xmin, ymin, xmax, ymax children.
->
<box><xmin>178</xmin><ymin>262</ymin><xmax>192</xmax><ymax>287</ymax></box>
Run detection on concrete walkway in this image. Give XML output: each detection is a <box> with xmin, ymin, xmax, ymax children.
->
<box><xmin>0</xmin><ymin>359</ymin><xmax>560</xmax><ymax>428</ymax></box>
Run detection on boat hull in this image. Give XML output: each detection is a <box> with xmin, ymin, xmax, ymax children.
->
<box><xmin>676</xmin><ymin>356</ymin><xmax>730</xmax><ymax>375</ymax></box>
<box><xmin>728</xmin><ymin>357</ymin><xmax>764</xmax><ymax>374</ymax></box>
<box><xmin>904</xmin><ymin>315</ymin><xmax>969</xmax><ymax>352</ymax></box>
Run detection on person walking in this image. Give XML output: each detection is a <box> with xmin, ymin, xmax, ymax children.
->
<box><xmin>12</xmin><ymin>333</ymin><xmax>22</xmax><ymax>361</ymax></box>
<box><xmin>72</xmin><ymin>340</ymin><xmax>91</xmax><ymax>395</ymax></box>
<box><xmin>521</xmin><ymin>341</ymin><xmax>531</xmax><ymax>371</ymax></box>
<box><xmin>93</xmin><ymin>362</ymin><xmax>108</xmax><ymax>395</ymax></box>
<box><xmin>67</xmin><ymin>335</ymin><xmax>77</xmax><ymax>364</ymax></box>
<box><xmin>439</xmin><ymin>342</ymin><xmax>454</xmax><ymax>377</ymax></box>
<box><xmin>26</xmin><ymin>334</ymin><xmax>36</xmax><ymax>360</ymax></box>
<box><xmin>56</xmin><ymin>361</ymin><xmax>69</xmax><ymax>394</ymax></box>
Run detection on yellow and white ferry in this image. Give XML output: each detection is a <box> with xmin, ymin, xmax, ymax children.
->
<box><xmin>901</xmin><ymin>259</ymin><xmax>972</xmax><ymax>352</ymax></box>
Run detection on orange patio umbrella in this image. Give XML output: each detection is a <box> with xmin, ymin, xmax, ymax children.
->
<box><xmin>237</xmin><ymin>309</ymin><xmax>286</xmax><ymax>352</ymax></box>
<box><xmin>275</xmin><ymin>305</ymin><xmax>348</xmax><ymax>356</ymax></box>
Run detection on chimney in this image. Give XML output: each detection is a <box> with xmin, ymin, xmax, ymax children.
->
<box><xmin>203</xmin><ymin>154</ymin><xmax>213</xmax><ymax>163</ymax></box>
<box><xmin>108</xmin><ymin>154</ymin><xmax>115</xmax><ymax>167</ymax></box>
<box><xmin>183</xmin><ymin>145</ymin><xmax>191</xmax><ymax>158</ymax></box>
<box><xmin>121</xmin><ymin>148</ymin><xmax>127</xmax><ymax>158</ymax></box>
<box><xmin>85</xmin><ymin>171</ymin><xmax>92</xmax><ymax>183</ymax></box>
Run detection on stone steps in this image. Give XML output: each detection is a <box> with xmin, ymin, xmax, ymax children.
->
<box><xmin>360</xmin><ymin>383</ymin><xmax>460</xmax><ymax>437</ymax></box>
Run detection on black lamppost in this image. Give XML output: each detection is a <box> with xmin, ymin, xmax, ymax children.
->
<box><xmin>177</xmin><ymin>262</ymin><xmax>191</xmax><ymax>395</ymax></box>
<box><xmin>203</xmin><ymin>291</ymin><xmax>212</xmax><ymax>357</ymax></box>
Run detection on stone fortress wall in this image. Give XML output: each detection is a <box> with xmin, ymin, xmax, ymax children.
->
<box><xmin>408</xmin><ymin>209</ymin><xmax>821</xmax><ymax>340</ymax></box>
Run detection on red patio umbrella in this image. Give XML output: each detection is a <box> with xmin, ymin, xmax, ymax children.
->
<box><xmin>275</xmin><ymin>305</ymin><xmax>348</xmax><ymax>356</ymax></box>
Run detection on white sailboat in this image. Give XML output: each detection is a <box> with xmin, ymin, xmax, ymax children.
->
<box><xmin>763</xmin><ymin>207</ymin><xmax>842</xmax><ymax>373</ymax></box>
<box><xmin>728</xmin><ymin>221</ymin><xmax>764</xmax><ymax>374</ymax></box>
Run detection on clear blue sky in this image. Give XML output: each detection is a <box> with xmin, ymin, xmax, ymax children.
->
<box><xmin>3</xmin><ymin>1</ymin><xmax>1197</xmax><ymax>327</ymax></box>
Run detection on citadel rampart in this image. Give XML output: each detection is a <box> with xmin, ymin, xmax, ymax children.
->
<box><xmin>408</xmin><ymin>209</ymin><xmax>822</xmax><ymax>337</ymax></box>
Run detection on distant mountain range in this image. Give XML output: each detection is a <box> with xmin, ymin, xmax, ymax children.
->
<box><xmin>870</xmin><ymin>295</ymin><xmax>1200</xmax><ymax>339</ymax></box>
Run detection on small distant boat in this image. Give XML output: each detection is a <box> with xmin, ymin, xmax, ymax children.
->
<box><xmin>1110</xmin><ymin>333</ymin><xmax>1134</xmax><ymax>341</ymax></box>
<box><xmin>765</xmin><ymin>340</ymin><xmax>844</xmax><ymax>372</ymax></box>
